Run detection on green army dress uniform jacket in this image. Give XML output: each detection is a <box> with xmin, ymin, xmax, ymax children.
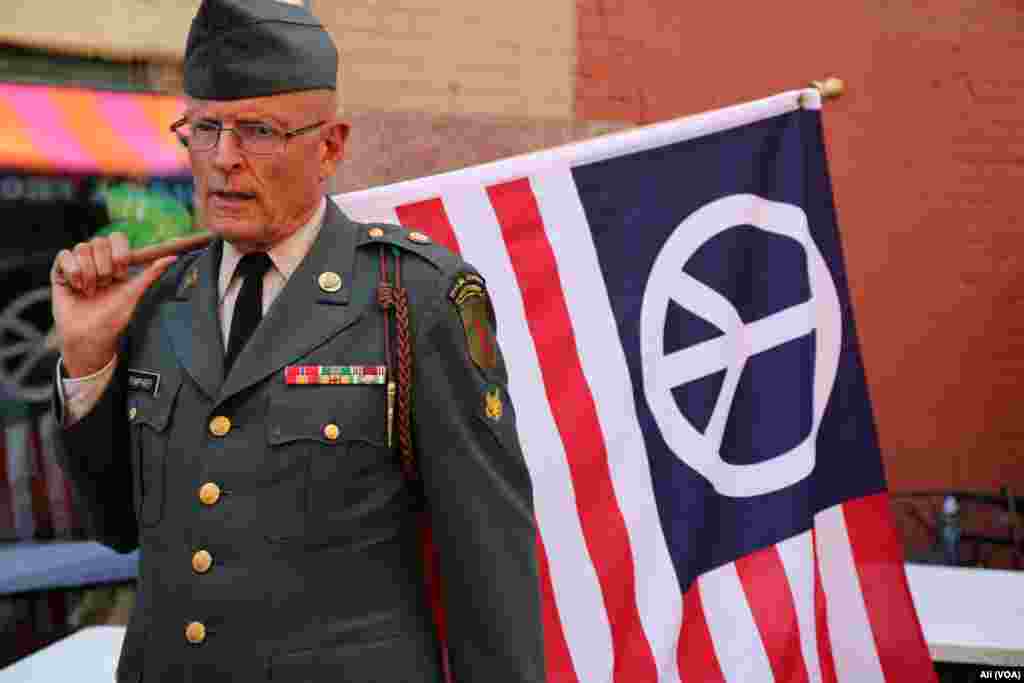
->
<box><xmin>54</xmin><ymin>200</ymin><xmax>546</xmax><ymax>682</ymax></box>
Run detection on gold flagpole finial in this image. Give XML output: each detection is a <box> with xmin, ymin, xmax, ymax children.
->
<box><xmin>811</xmin><ymin>77</ymin><xmax>845</xmax><ymax>99</ymax></box>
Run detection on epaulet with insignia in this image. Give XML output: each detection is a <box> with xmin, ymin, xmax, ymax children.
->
<box><xmin>355</xmin><ymin>222</ymin><xmax>459</xmax><ymax>273</ymax></box>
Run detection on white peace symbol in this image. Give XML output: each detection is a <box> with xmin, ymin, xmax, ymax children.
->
<box><xmin>640</xmin><ymin>194</ymin><xmax>842</xmax><ymax>497</ymax></box>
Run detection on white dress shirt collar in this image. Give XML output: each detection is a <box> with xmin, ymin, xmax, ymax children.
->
<box><xmin>218</xmin><ymin>196</ymin><xmax>327</xmax><ymax>300</ymax></box>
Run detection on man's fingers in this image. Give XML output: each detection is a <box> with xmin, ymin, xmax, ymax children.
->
<box><xmin>55</xmin><ymin>237</ymin><xmax>176</xmax><ymax>298</ymax></box>
<box><xmin>127</xmin><ymin>255</ymin><xmax>178</xmax><ymax>301</ymax></box>
<box><xmin>93</xmin><ymin>236</ymin><xmax>114</xmax><ymax>286</ymax></box>
<box><xmin>52</xmin><ymin>249</ymin><xmax>79</xmax><ymax>290</ymax></box>
<box><xmin>109</xmin><ymin>233</ymin><xmax>132</xmax><ymax>281</ymax></box>
<box><xmin>54</xmin><ymin>248</ymin><xmax>89</xmax><ymax>292</ymax></box>
<box><xmin>73</xmin><ymin>242</ymin><xmax>98</xmax><ymax>295</ymax></box>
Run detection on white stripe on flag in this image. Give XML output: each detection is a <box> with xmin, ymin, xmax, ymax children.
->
<box><xmin>335</xmin><ymin>90</ymin><xmax>813</xmax><ymax>213</ymax></box>
<box><xmin>531</xmin><ymin>167</ymin><xmax>683</xmax><ymax>682</ymax></box>
<box><xmin>776</xmin><ymin>531</ymin><xmax>824</xmax><ymax>683</ymax></box>
<box><xmin>332</xmin><ymin>198</ymin><xmax>400</xmax><ymax>226</ymax></box>
<box><xmin>441</xmin><ymin>187</ymin><xmax>615</xmax><ymax>683</ymax></box>
<box><xmin>699</xmin><ymin>561</ymin><xmax>774</xmax><ymax>683</ymax></box>
<box><xmin>815</xmin><ymin>504</ymin><xmax>884</xmax><ymax>683</ymax></box>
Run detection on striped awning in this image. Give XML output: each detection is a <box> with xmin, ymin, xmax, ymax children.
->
<box><xmin>0</xmin><ymin>82</ymin><xmax>190</xmax><ymax>177</ymax></box>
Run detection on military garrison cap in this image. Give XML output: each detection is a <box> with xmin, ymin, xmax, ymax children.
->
<box><xmin>184</xmin><ymin>0</ymin><xmax>338</xmax><ymax>100</ymax></box>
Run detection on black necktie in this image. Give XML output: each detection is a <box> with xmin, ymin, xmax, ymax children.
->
<box><xmin>225</xmin><ymin>252</ymin><xmax>273</xmax><ymax>373</ymax></box>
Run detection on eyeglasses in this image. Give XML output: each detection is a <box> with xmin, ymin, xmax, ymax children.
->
<box><xmin>170</xmin><ymin>118</ymin><xmax>326</xmax><ymax>156</ymax></box>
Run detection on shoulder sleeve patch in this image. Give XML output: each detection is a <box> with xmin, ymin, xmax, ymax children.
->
<box><xmin>449</xmin><ymin>272</ymin><xmax>497</xmax><ymax>371</ymax></box>
<box><xmin>448</xmin><ymin>272</ymin><xmax>486</xmax><ymax>304</ymax></box>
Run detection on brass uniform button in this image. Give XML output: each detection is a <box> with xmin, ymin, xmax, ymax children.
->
<box><xmin>318</xmin><ymin>271</ymin><xmax>342</xmax><ymax>293</ymax></box>
<box><xmin>185</xmin><ymin>621</ymin><xmax>206</xmax><ymax>644</ymax></box>
<box><xmin>367</xmin><ymin>227</ymin><xmax>385</xmax><ymax>239</ymax></box>
<box><xmin>192</xmin><ymin>550</ymin><xmax>213</xmax><ymax>574</ymax></box>
<box><xmin>128</xmin><ymin>407</ymin><xmax>137</xmax><ymax>421</ymax></box>
<box><xmin>407</xmin><ymin>231</ymin><xmax>431</xmax><ymax>244</ymax></box>
<box><xmin>209</xmin><ymin>415</ymin><xmax>231</xmax><ymax>437</ymax></box>
<box><xmin>198</xmin><ymin>482</ymin><xmax>221</xmax><ymax>506</ymax></box>
<box><xmin>322</xmin><ymin>423</ymin><xmax>340</xmax><ymax>441</ymax></box>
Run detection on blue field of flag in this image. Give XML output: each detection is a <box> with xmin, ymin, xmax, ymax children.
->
<box><xmin>573</xmin><ymin>108</ymin><xmax>887</xmax><ymax>589</ymax></box>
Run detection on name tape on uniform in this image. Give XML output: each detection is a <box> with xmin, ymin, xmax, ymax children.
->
<box><xmin>127</xmin><ymin>369</ymin><xmax>161</xmax><ymax>396</ymax></box>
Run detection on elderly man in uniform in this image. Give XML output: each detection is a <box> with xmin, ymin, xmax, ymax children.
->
<box><xmin>50</xmin><ymin>0</ymin><xmax>546</xmax><ymax>680</ymax></box>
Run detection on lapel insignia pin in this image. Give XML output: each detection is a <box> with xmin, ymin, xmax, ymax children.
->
<box><xmin>285</xmin><ymin>365</ymin><xmax>387</xmax><ymax>385</ymax></box>
<box><xmin>485</xmin><ymin>385</ymin><xmax>503</xmax><ymax>421</ymax></box>
<box><xmin>318</xmin><ymin>271</ymin><xmax>343</xmax><ymax>293</ymax></box>
<box><xmin>368</xmin><ymin>227</ymin><xmax>385</xmax><ymax>239</ymax></box>
<box><xmin>177</xmin><ymin>267</ymin><xmax>199</xmax><ymax>297</ymax></box>
<box><xmin>408</xmin><ymin>231</ymin><xmax>431</xmax><ymax>244</ymax></box>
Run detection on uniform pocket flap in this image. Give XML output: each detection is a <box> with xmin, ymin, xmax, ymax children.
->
<box><xmin>268</xmin><ymin>610</ymin><xmax>428</xmax><ymax>681</ymax></box>
<box><xmin>266</xmin><ymin>394</ymin><xmax>384</xmax><ymax>447</ymax></box>
<box><xmin>127</xmin><ymin>370</ymin><xmax>182</xmax><ymax>432</ymax></box>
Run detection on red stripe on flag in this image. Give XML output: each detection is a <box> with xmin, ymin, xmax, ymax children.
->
<box><xmin>843</xmin><ymin>493</ymin><xmax>937</xmax><ymax>683</ymax></box>
<box><xmin>812</xmin><ymin>529</ymin><xmax>838</xmax><ymax>683</ymax></box>
<box><xmin>735</xmin><ymin>545</ymin><xmax>811</xmax><ymax>683</ymax></box>
<box><xmin>678</xmin><ymin>582</ymin><xmax>726</xmax><ymax>682</ymax></box>
<box><xmin>398</xmin><ymin>194</ymin><xmax>576</xmax><ymax>683</ymax></box>
<box><xmin>398</xmin><ymin>198</ymin><xmax>457</xmax><ymax>682</ymax></box>
<box><xmin>537</xmin><ymin>534</ymin><xmax>580</xmax><ymax>683</ymax></box>
<box><xmin>488</xmin><ymin>178</ymin><xmax>658</xmax><ymax>681</ymax></box>
<box><xmin>418</xmin><ymin>510</ymin><xmax>451</xmax><ymax>682</ymax></box>
<box><xmin>396</xmin><ymin>198</ymin><xmax>460</xmax><ymax>253</ymax></box>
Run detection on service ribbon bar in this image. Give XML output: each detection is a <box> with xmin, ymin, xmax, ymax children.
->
<box><xmin>284</xmin><ymin>365</ymin><xmax>387</xmax><ymax>385</ymax></box>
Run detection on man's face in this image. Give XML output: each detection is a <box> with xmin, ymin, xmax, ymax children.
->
<box><xmin>184</xmin><ymin>90</ymin><xmax>347</xmax><ymax>250</ymax></box>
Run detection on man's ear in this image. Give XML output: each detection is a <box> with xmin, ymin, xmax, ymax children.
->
<box><xmin>321</xmin><ymin>121</ymin><xmax>350</xmax><ymax>176</ymax></box>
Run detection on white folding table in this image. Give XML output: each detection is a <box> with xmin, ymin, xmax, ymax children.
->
<box><xmin>905</xmin><ymin>562</ymin><xmax>1024</xmax><ymax>666</ymax></box>
<box><xmin>0</xmin><ymin>626</ymin><xmax>125</xmax><ymax>682</ymax></box>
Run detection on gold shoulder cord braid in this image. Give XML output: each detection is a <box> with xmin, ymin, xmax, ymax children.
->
<box><xmin>377</xmin><ymin>245</ymin><xmax>416</xmax><ymax>485</ymax></box>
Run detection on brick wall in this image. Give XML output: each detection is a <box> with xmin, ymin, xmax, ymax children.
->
<box><xmin>317</xmin><ymin>0</ymin><xmax>576</xmax><ymax>119</ymax></box>
<box><xmin>5</xmin><ymin>0</ymin><xmax>615</xmax><ymax>192</ymax></box>
<box><xmin>331</xmin><ymin>109</ymin><xmax>627</xmax><ymax>193</ymax></box>
<box><xmin>5</xmin><ymin>0</ymin><xmax>578</xmax><ymax>120</ymax></box>
<box><xmin>2</xmin><ymin>0</ymin><xmax>197</xmax><ymax>60</ymax></box>
<box><xmin>576</xmin><ymin>0</ymin><xmax>1024</xmax><ymax>492</ymax></box>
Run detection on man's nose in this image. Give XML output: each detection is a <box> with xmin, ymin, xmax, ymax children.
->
<box><xmin>211</xmin><ymin>129</ymin><xmax>244</xmax><ymax>169</ymax></box>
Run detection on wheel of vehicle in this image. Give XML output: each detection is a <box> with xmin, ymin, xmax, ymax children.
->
<box><xmin>0</xmin><ymin>286</ymin><xmax>58</xmax><ymax>404</ymax></box>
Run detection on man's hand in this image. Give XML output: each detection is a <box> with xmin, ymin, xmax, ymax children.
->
<box><xmin>51</xmin><ymin>233</ymin><xmax>177</xmax><ymax>378</ymax></box>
